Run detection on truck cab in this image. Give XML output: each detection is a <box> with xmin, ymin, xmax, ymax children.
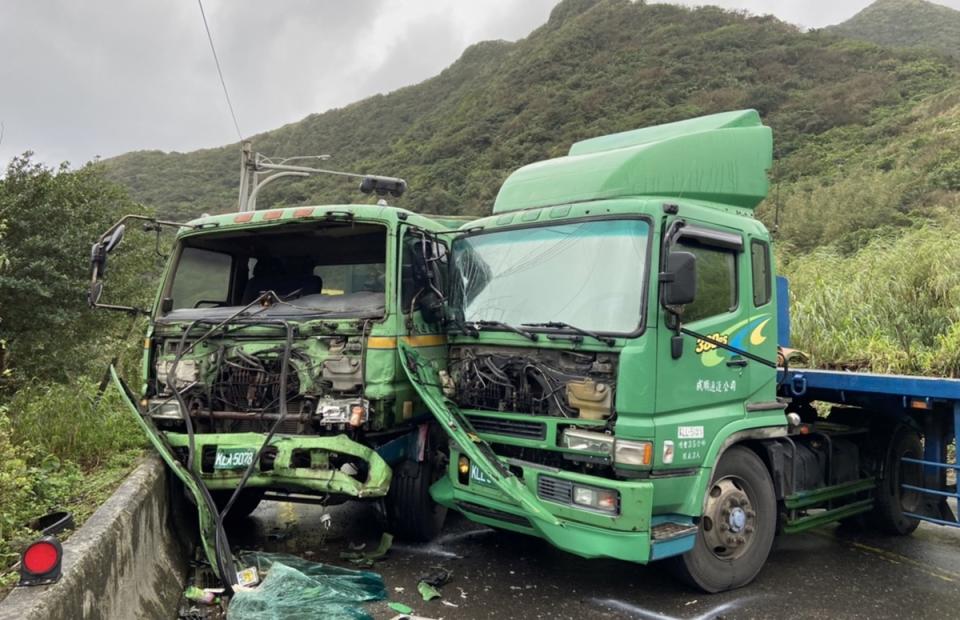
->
<box><xmin>93</xmin><ymin>196</ymin><xmax>469</xmax><ymax>581</ymax></box>
<box><xmin>400</xmin><ymin>110</ymin><xmax>794</xmax><ymax>592</ymax></box>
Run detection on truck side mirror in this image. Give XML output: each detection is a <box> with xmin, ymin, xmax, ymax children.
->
<box><xmin>663</xmin><ymin>251</ymin><xmax>697</xmax><ymax>307</ymax></box>
<box><xmin>105</xmin><ymin>224</ymin><xmax>125</xmax><ymax>253</ymax></box>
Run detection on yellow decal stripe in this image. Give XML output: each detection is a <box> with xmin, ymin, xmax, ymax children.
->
<box><xmin>366</xmin><ymin>335</ymin><xmax>447</xmax><ymax>349</ymax></box>
<box><xmin>403</xmin><ymin>334</ymin><xmax>447</xmax><ymax>347</ymax></box>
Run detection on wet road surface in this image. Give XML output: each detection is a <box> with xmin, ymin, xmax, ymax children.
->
<box><xmin>224</xmin><ymin>500</ymin><xmax>960</xmax><ymax>619</ymax></box>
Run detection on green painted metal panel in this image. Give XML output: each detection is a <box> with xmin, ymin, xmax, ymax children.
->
<box><xmin>492</xmin><ymin>109</ymin><xmax>772</xmax><ymax>213</ymax></box>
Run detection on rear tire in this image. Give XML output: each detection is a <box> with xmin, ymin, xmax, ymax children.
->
<box><xmin>387</xmin><ymin>454</ymin><xmax>448</xmax><ymax>542</ymax></box>
<box><xmin>668</xmin><ymin>446</ymin><xmax>776</xmax><ymax>593</ymax></box>
<box><xmin>872</xmin><ymin>426</ymin><xmax>922</xmax><ymax>536</ymax></box>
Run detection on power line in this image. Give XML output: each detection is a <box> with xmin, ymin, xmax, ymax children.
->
<box><xmin>197</xmin><ymin>0</ymin><xmax>244</xmax><ymax>142</ymax></box>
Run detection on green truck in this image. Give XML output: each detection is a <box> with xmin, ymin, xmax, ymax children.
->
<box><xmin>399</xmin><ymin>109</ymin><xmax>960</xmax><ymax>592</ymax></box>
<box><xmin>90</xmin><ymin>178</ymin><xmax>468</xmax><ymax>584</ymax></box>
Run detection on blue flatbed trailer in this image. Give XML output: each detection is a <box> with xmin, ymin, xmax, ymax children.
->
<box><xmin>776</xmin><ymin>276</ymin><xmax>960</xmax><ymax>529</ymax></box>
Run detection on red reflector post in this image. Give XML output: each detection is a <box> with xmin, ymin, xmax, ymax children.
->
<box><xmin>19</xmin><ymin>536</ymin><xmax>62</xmax><ymax>586</ymax></box>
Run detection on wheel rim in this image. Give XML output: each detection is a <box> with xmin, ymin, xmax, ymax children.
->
<box><xmin>702</xmin><ymin>476</ymin><xmax>758</xmax><ymax>560</ymax></box>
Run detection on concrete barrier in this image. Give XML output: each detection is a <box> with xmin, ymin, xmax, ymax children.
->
<box><xmin>0</xmin><ymin>455</ymin><xmax>191</xmax><ymax>620</ymax></box>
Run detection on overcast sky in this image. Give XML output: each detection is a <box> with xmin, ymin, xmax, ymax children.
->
<box><xmin>2</xmin><ymin>0</ymin><xmax>958</xmax><ymax>169</ymax></box>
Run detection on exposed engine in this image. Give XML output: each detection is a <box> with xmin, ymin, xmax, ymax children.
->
<box><xmin>150</xmin><ymin>336</ymin><xmax>375</xmax><ymax>436</ymax></box>
<box><xmin>450</xmin><ymin>346</ymin><xmax>618</xmax><ymax>419</ymax></box>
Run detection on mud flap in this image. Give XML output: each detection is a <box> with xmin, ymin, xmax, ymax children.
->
<box><xmin>396</xmin><ymin>342</ymin><xmax>561</xmax><ymax>527</ymax></box>
<box><xmin>109</xmin><ymin>366</ymin><xmax>224</xmax><ymax>577</ymax></box>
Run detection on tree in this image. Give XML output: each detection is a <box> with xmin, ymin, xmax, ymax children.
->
<box><xmin>0</xmin><ymin>155</ymin><xmax>157</xmax><ymax>382</ymax></box>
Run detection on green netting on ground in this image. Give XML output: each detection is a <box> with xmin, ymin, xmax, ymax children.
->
<box><xmin>227</xmin><ymin>552</ymin><xmax>386</xmax><ymax>620</ymax></box>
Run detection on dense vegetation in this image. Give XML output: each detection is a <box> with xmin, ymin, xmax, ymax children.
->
<box><xmin>827</xmin><ymin>0</ymin><xmax>960</xmax><ymax>58</ymax></box>
<box><xmin>0</xmin><ymin>158</ymin><xmax>154</xmax><ymax>587</ymax></box>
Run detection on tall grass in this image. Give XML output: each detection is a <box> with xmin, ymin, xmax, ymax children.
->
<box><xmin>782</xmin><ymin>222</ymin><xmax>960</xmax><ymax>376</ymax></box>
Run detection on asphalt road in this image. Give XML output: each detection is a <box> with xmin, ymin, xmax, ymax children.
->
<box><xmin>222</xmin><ymin>499</ymin><xmax>960</xmax><ymax>619</ymax></box>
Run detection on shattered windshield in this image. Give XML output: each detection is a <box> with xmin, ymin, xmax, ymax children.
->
<box><xmin>162</xmin><ymin>222</ymin><xmax>387</xmax><ymax>320</ymax></box>
<box><xmin>450</xmin><ymin>218</ymin><xmax>650</xmax><ymax>334</ymax></box>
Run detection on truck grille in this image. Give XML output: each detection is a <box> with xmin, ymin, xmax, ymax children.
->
<box><xmin>467</xmin><ymin>416</ymin><xmax>546</xmax><ymax>441</ymax></box>
<box><xmin>537</xmin><ymin>476</ymin><xmax>573</xmax><ymax>504</ymax></box>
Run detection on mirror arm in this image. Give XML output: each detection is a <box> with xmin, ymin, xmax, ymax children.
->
<box><xmin>90</xmin><ymin>302</ymin><xmax>149</xmax><ymax>316</ymax></box>
<box><xmin>97</xmin><ymin>214</ymin><xmax>199</xmax><ymax>245</ymax></box>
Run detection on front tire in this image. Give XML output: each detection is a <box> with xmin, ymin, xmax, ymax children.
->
<box><xmin>211</xmin><ymin>488</ymin><xmax>265</xmax><ymax>521</ymax></box>
<box><xmin>668</xmin><ymin>446</ymin><xmax>777</xmax><ymax>593</ymax></box>
<box><xmin>386</xmin><ymin>452</ymin><xmax>447</xmax><ymax>542</ymax></box>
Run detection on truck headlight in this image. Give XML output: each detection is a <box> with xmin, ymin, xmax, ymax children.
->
<box><xmin>560</xmin><ymin>429</ymin><xmax>613</xmax><ymax>455</ymax></box>
<box><xmin>573</xmin><ymin>484</ymin><xmax>619</xmax><ymax>513</ymax></box>
<box><xmin>148</xmin><ymin>399</ymin><xmax>183</xmax><ymax>420</ymax></box>
<box><xmin>614</xmin><ymin>439</ymin><xmax>653</xmax><ymax>466</ymax></box>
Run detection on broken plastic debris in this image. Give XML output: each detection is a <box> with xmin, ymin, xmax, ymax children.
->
<box><xmin>320</xmin><ymin>513</ymin><xmax>333</xmax><ymax>529</ymax></box>
<box><xmin>394</xmin><ymin>586</ymin><xmax>405</xmax><ymax>593</ymax></box>
<box><xmin>417</xmin><ymin>580</ymin><xmax>441</xmax><ymax>601</ymax></box>
<box><xmin>418</xmin><ymin>566</ymin><xmax>452</xmax><ymax>588</ymax></box>
<box><xmin>441</xmin><ymin>600</ymin><xmax>459</xmax><ymax>608</ymax></box>
<box><xmin>184</xmin><ymin>585</ymin><xmax>219</xmax><ymax>605</ymax></box>
<box><xmin>340</xmin><ymin>532</ymin><xmax>393</xmax><ymax>566</ymax></box>
<box><xmin>388</xmin><ymin>602</ymin><xmax>414</xmax><ymax>614</ymax></box>
<box><xmin>236</xmin><ymin>566</ymin><xmax>260</xmax><ymax>587</ymax></box>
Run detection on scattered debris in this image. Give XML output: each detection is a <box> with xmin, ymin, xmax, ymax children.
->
<box><xmin>184</xmin><ymin>586</ymin><xmax>220</xmax><ymax>605</ymax></box>
<box><xmin>457</xmin><ymin>586</ymin><xmax>468</xmax><ymax>599</ymax></box>
<box><xmin>394</xmin><ymin>586</ymin><xmax>405</xmax><ymax>593</ymax></box>
<box><xmin>229</xmin><ymin>551</ymin><xmax>386</xmax><ymax>620</ymax></box>
<box><xmin>418</xmin><ymin>580</ymin><xmax>442</xmax><ymax>601</ymax></box>
<box><xmin>441</xmin><ymin>600</ymin><xmax>459</xmax><ymax>608</ymax></box>
<box><xmin>319</xmin><ymin>513</ymin><xmax>332</xmax><ymax>529</ymax></box>
<box><xmin>236</xmin><ymin>566</ymin><xmax>260</xmax><ymax>587</ymax></box>
<box><xmin>340</xmin><ymin>532</ymin><xmax>394</xmax><ymax>567</ymax></box>
<box><xmin>418</xmin><ymin>566</ymin><xmax>452</xmax><ymax>588</ymax></box>
<box><xmin>388</xmin><ymin>602</ymin><xmax>414</xmax><ymax>614</ymax></box>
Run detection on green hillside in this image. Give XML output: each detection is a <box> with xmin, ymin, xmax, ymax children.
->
<box><xmin>827</xmin><ymin>0</ymin><xmax>960</xmax><ymax>58</ymax></box>
<box><xmin>103</xmin><ymin>0</ymin><xmax>956</xmax><ymax>223</ymax></box>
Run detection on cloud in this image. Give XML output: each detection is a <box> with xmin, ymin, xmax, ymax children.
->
<box><xmin>2</xmin><ymin>0</ymin><xmax>956</xmax><ymax>169</ymax></box>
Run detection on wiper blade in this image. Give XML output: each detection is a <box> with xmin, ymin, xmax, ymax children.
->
<box><xmin>469</xmin><ymin>320</ymin><xmax>538</xmax><ymax>341</ymax></box>
<box><xmin>522</xmin><ymin>321</ymin><xmax>616</xmax><ymax>346</ymax></box>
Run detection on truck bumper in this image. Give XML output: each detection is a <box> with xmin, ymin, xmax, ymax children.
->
<box><xmin>434</xmin><ymin>450</ymin><xmax>697</xmax><ymax>563</ymax></box>
<box><xmin>162</xmin><ymin>432</ymin><xmax>392</xmax><ymax>498</ymax></box>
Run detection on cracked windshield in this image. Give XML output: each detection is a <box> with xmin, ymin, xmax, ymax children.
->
<box><xmin>450</xmin><ymin>219</ymin><xmax>649</xmax><ymax>333</ymax></box>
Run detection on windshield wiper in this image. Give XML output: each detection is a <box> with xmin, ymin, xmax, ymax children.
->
<box><xmin>522</xmin><ymin>321</ymin><xmax>616</xmax><ymax>346</ymax></box>
<box><xmin>469</xmin><ymin>320</ymin><xmax>538</xmax><ymax>341</ymax></box>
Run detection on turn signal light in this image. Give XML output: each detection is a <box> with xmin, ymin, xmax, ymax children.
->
<box><xmin>19</xmin><ymin>536</ymin><xmax>62</xmax><ymax>586</ymax></box>
<box><xmin>458</xmin><ymin>455</ymin><xmax>470</xmax><ymax>485</ymax></box>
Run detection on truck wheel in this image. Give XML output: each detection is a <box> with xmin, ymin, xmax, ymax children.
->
<box><xmin>212</xmin><ymin>488</ymin><xmax>265</xmax><ymax>521</ymax></box>
<box><xmin>668</xmin><ymin>446</ymin><xmax>777</xmax><ymax>593</ymax></box>
<box><xmin>873</xmin><ymin>426</ymin><xmax>922</xmax><ymax>536</ymax></box>
<box><xmin>386</xmin><ymin>454</ymin><xmax>448</xmax><ymax>542</ymax></box>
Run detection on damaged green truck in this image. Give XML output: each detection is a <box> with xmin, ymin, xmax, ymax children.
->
<box><xmin>90</xmin><ymin>179</ymin><xmax>468</xmax><ymax>583</ymax></box>
<box><xmin>95</xmin><ymin>109</ymin><xmax>960</xmax><ymax>594</ymax></box>
<box><xmin>400</xmin><ymin>109</ymin><xmax>960</xmax><ymax>594</ymax></box>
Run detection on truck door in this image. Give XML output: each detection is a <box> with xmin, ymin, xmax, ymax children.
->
<box><xmin>655</xmin><ymin>220</ymin><xmax>752</xmax><ymax>465</ymax></box>
<box><xmin>394</xmin><ymin>226</ymin><xmax>450</xmax><ymax>419</ymax></box>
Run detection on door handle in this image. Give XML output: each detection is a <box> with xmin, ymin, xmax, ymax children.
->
<box><xmin>726</xmin><ymin>357</ymin><xmax>748</xmax><ymax>368</ymax></box>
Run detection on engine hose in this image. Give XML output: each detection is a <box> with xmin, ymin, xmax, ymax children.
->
<box><xmin>164</xmin><ymin>292</ymin><xmax>282</xmax><ymax>590</ymax></box>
